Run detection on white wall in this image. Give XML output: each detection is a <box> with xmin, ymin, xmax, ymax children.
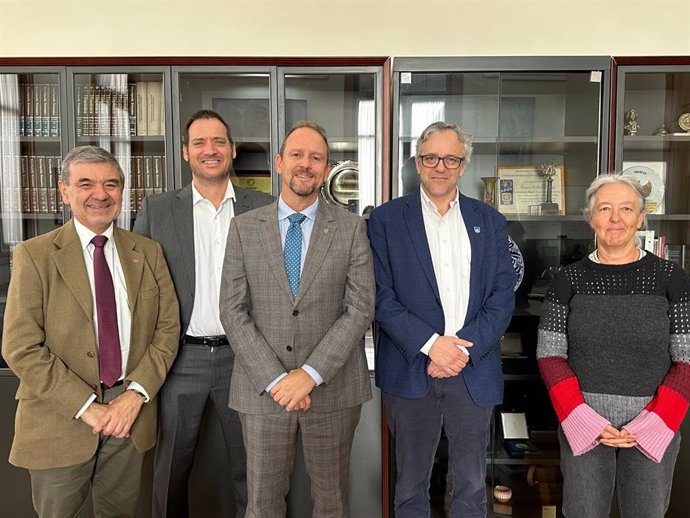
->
<box><xmin>0</xmin><ymin>0</ymin><xmax>688</xmax><ymax>57</ymax></box>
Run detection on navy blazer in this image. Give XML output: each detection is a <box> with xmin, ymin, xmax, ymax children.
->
<box><xmin>368</xmin><ymin>189</ymin><xmax>516</xmax><ymax>408</ymax></box>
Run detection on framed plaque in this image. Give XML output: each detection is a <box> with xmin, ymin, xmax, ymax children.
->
<box><xmin>622</xmin><ymin>161</ymin><xmax>666</xmax><ymax>214</ymax></box>
<box><xmin>496</xmin><ymin>165</ymin><xmax>565</xmax><ymax>215</ymax></box>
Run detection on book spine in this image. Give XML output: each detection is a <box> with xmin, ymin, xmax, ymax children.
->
<box><xmin>20</xmin><ymin>155</ymin><xmax>30</xmax><ymax>212</ymax></box>
<box><xmin>136</xmin><ymin>82</ymin><xmax>148</xmax><ymax>136</ymax></box>
<box><xmin>128</xmin><ymin>83</ymin><xmax>137</xmax><ymax>136</ymax></box>
<box><xmin>146</xmin><ymin>81</ymin><xmax>162</xmax><ymax>136</ymax></box>
<box><xmin>25</xmin><ymin>83</ymin><xmax>34</xmax><ymax>137</ymax></box>
<box><xmin>50</xmin><ymin>84</ymin><xmax>59</xmax><ymax>137</ymax></box>
<box><xmin>41</xmin><ymin>84</ymin><xmax>50</xmax><ymax>137</ymax></box>
<box><xmin>153</xmin><ymin>155</ymin><xmax>164</xmax><ymax>194</ymax></box>
<box><xmin>37</xmin><ymin>155</ymin><xmax>49</xmax><ymax>213</ymax></box>
<box><xmin>28</xmin><ymin>156</ymin><xmax>38</xmax><ymax>213</ymax></box>
<box><xmin>33</xmin><ymin>82</ymin><xmax>42</xmax><ymax>137</ymax></box>
<box><xmin>19</xmin><ymin>83</ymin><xmax>25</xmax><ymax>137</ymax></box>
<box><xmin>75</xmin><ymin>84</ymin><xmax>84</xmax><ymax>137</ymax></box>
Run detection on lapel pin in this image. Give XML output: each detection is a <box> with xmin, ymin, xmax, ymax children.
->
<box><xmin>474</xmin><ymin>226</ymin><xmax>481</xmax><ymax>233</ymax></box>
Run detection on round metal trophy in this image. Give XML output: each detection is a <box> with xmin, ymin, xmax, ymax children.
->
<box><xmin>539</xmin><ymin>163</ymin><xmax>559</xmax><ymax>215</ymax></box>
<box><xmin>321</xmin><ymin>160</ymin><xmax>359</xmax><ymax>213</ymax></box>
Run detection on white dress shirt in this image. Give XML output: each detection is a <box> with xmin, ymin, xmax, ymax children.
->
<box><xmin>186</xmin><ymin>181</ymin><xmax>236</xmax><ymax>337</ymax></box>
<box><xmin>74</xmin><ymin>219</ymin><xmax>148</xmax><ymax>418</ymax></box>
<box><xmin>419</xmin><ymin>187</ymin><xmax>472</xmax><ymax>356</ymax></box>
<box><xmin>265</xmin><ymin>196</ymin><xmax>322</xmax><ymax>393</ymax></box>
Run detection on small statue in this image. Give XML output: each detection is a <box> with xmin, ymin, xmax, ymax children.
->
<box><xmin>539</xmin><ymin>162</ymin><xmax>559</xmax><ymax>215</ymax></box>
<box><xmin>654</xmin><ymin>123</ymin><xmax>671</xmax><ymax>136</ymax></box>
<box><xmin>624</xmin><ymin>109</ymin><xmax>640</xmax><ymax>136</ymax></box>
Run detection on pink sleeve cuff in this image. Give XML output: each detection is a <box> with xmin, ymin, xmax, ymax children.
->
<box><xmin>561</xmin><ymin>404</ymin><xmax>610</xmax><ymax>456</ymax></box>
<box><xmin>623</xmin><ymin>410</ymin><xmax>675</xmax><ymax>463</ymax></box>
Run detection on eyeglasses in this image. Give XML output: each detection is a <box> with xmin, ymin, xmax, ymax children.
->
<box><xmin>418</xmin><ymin>154</ymin><xmax>465</xmax><ymax>169</ymax></box>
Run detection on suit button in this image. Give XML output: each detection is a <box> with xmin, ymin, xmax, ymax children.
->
<box><xmin>292</xmin><ymin>310</ymin><xmax>299</xmax><ymax>316</ymax></box>
<box><xmin>91</xmin><ymin>384</ymin><xmax>98</xmax><ymax>391</ymax></box>
<box><xmin>87</xmin><ymin>351</ymin><xmax>95</xmax><ymax>358</ymax></box>
<box><xmin>286</xmin><ymin>346</ymin><xmax>293</xmax><ymax>352</ymax></box>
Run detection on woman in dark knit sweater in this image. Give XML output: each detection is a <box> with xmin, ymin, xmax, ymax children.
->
<box><xmin>537</xmin><ymin>174</ymin><xmax>690</xmax><ymax>518</ymax></box>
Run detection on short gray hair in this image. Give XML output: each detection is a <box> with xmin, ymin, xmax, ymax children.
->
<box><xmin>582</xmin><ymin>173</ymin><xmax>647</xmax><ymax>218</ymax></box>
<box><xmin>61</xmin><ymin>146</ymin><xmax>125</xmax><ymax>185</ymax></box>
<box><xmin>415</xmin><ymin>121</ymin><xmax>474</xmax><ymax>164</ymax></box>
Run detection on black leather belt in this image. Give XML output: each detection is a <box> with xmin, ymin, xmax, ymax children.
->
<box><xmin>182</xmin><ymin>334</ymin><xmax>229</xmax><ymax>347</ymax></box>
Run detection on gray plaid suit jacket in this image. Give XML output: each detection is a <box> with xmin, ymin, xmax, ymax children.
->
<box><xmin>219</xmin><ymin>198</ymin><xmax>374</xmax><ymax>414</ymax></box>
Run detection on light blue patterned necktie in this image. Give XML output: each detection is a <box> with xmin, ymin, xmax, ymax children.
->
<box><xmin>284</xmin><ymin>212</ymin><xmax>307</xmax><ymax>299</ymax></box>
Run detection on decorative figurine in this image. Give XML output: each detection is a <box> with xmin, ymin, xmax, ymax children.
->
<box><xmin>624</xmin><ymin>108</ymin><xmax>640</xmax><ymax>136</ymax></box>
<box><xmin>654</xmin><ymin>123</ymin><xmax>671</xmax><ymax>136</ymax></box>
<box><xmin>539</xmin><ymin>162</ymin><xmax>559</xmax><ymax>215</ymax></box>
<box><xmin>481</xmin><ymin>176</ymin><xmax>497</xmax><ymax>207</ymax></box>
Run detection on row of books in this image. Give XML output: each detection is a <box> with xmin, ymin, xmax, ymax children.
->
<box><xmin>75</xmin><ymin>82</ymin><xmax>164</xmax><ymax>138</ymax></box>
<box><xmin>637</xmin><ymin>230</ymin><xmax>689</xmax><ymax>271</ymax></box>
<box><xmin>15</xmin><ymin>83</ymin><xmax>61</xmax><ymax>138</ymax></box>
<box><xmin>0</xmin><ymin>154</ymin><xmax>165</xmax><ymax>215</ymax></box>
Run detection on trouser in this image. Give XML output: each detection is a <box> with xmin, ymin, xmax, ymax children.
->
<box><xmin>383</xmin><ymin>374</ymin><xmax>493</xmax><ymax>518</ymax></box>
<box><xmin>152</xmin><ymin>343</ymin><xmax>247</xmax><ymax>518</ymax></box>
<box><xmin>559</xmin><ymin>427</ymin><xmax>681</xmax><ymax>518</ymax></box>
<box><xmin>30</xmin><ymin>383</ymin><xmax>145</xmax><ymax>518</ymax></box>
<box><xmin>239</xmin><ymin>405</ymin><xmax>361</xmax><ymax>518</ymax></box>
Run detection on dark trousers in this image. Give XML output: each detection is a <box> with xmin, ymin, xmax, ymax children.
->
<box><xmin>30</xmin><ymin>383</ymin><xmax>144</xmax><ymax>518</ymax></box>
<box><xmin>383</xmin><ymin>374</ymin><xmax>492</xmax><ymax>518</ymax></box>
<box><xmin>560</xmin><ymin>428</ymin><xmax>681</xmax><ymax>518</ymax></box>
<box><xmin>152</xmin><ymin>344</ymin><xmax>247</xmax><ymax>518</ymax></box>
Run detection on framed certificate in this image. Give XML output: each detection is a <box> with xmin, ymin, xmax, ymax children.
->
<box><xmin>496</xmin><ymin>165</ymin><xmax>565</xmax><ymax>215</ymax></box>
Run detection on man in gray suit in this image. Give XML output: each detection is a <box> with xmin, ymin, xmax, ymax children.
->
<box><xmin>133</xmin><ymin>110</ymin><xmax>272</xmax><ymax>518</ymax></box>
<box><xmin>219</xmin><ymin>121</ymin><xmax>374</xmax><ymax>518</ymax></box>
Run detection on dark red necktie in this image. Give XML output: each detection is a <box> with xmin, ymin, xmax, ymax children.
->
<box><xmin>91</xmin><ymin>235</ymin><xmax>122</xmax><ymax>388</ymax></box>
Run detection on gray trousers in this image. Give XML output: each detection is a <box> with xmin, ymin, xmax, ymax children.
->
<box><xmin>559</xmin><ymin>428</ymin><xmax>681</xmax><ymax>518</ymax></box>
<box><xmin>29</xmin><ymin>383</ymin><xmax>145</xmax><ymax>518</ymax></box>
<box><xmin>239</xmin><ymin>405</ymin><xmax>361</xmax><ymax>518</ymax></box>
<box><xmin>383</xmin><ymin>374</ymin><xmax>493</xmax><ymax>518</ymax></box>
<box><xmin>152</xmin><ymin>344</ymin><xmax>247</xmax><ymax>518</ymax></box>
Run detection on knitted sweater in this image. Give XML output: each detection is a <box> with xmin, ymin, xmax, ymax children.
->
<box><xmin>537</xmin><ymin>253</ymin><xmax>690</xmax><ymax>462</ymax></box>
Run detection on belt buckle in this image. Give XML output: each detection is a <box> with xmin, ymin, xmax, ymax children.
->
<box><xmin>205</xmin><ymin>337</ymin><xmax>219</xmax><ymax>346</ymax></box>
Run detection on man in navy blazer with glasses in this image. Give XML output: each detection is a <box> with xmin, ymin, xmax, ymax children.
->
<box><xmin>368</xmin><ymin>121</ymin><xmax>516</xmax><ymax>518</ymax></box>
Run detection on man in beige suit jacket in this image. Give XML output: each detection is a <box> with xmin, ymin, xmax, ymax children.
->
<box><xmin>2</xmin><ymin>146</ymin><xmax>180</xmax><ymax>518</ymax></box>
<box><xmin>219</xmin><ymin>122</ymin><xmax>374</xmax><ymax>518</ymax></box>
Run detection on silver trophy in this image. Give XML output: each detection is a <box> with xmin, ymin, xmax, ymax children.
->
<box><xmin>539</xmin><ymin>163</ymin><xmax>559</xmax><ymax>215</ymax></box>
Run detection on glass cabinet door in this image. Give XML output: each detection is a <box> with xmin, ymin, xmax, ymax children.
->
<box><xmin>614</xmin><ymin>65</ymin><xmax>690</xmax><ymax>273</ymax></box>
<box><xmin>174</xmin><ymin>69</ymin><xmax>274</xmax><ymax>194</ymax></box>
<box><xmin>68</xmin><ymin>67</ymin><xmax>171</xmax><ymax>230</ymax></box>
<box><xmin>281</xmin><ymin>68</ymin><xmax>383</xmax><ymax>213</ymax></box>
<box><xmin>0</xmin><ymin>70</ymin><xmax>65</xmax><ymax>366</ymax></box>
<box><xmin>392</xmin><ymin>57</ymin><xmax>611</xmax><ymax>518</ymax></box>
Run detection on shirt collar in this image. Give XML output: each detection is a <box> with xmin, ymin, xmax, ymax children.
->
<box><xmin>419</xmin><ymin>186</ymin><xmax>460</xmax><ymax>217</ymax></box>
<box><xmin>278</xmin><ymin>196</ymin><xmax>319</xmax><ymax>222</ymax></box>
<box><xmin>73</xmin><ymin>218</ymin><xmax>115</xmax><ymax>250</ymax></box>
<box><xmin>191</xmin><ymin>180</ymin><xmax>236</xmax><ymax>206</ymax></box>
